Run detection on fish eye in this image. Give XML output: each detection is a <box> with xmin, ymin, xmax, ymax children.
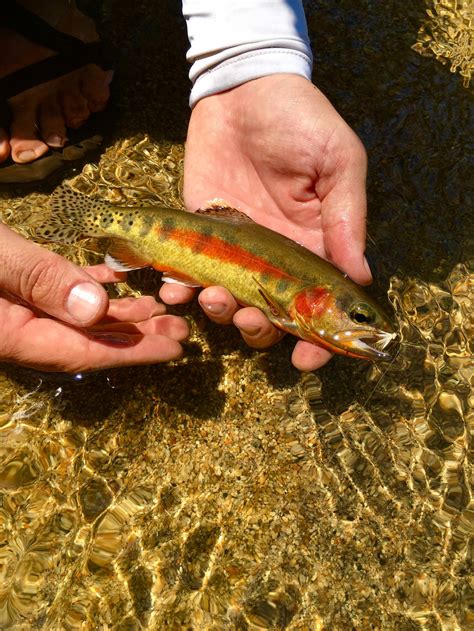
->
<box><xmin>350</xmin><ymin>303</ymin><xmax>376</xmax><ymax>324</ymax></box>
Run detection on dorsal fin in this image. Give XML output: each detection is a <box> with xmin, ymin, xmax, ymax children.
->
<box><xmin>195</xmin><ymin>199</ymin><xmax>255</xmax><ymax>224</ymax></box>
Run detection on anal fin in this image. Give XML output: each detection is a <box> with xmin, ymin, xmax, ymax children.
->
<box><xmin>161</xmin><ymin>272</ymin><xmax>202</xmax><ymax>288</ymax></box>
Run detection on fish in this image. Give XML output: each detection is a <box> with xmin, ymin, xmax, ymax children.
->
<box><xmin>36</xmin><ymin>185</ymin><xmax>396</xmax><ymax>361</ymax></box>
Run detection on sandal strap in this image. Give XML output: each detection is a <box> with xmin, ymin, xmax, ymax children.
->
<box><xmin>1</xmin><ymin>41</ymin><xmax>110</xmax><ymax>100</ymax></box>
<box><xmin>0</xmin><ymin>0</ymin><xmax>112</xmax><ymax>100</ymax></box>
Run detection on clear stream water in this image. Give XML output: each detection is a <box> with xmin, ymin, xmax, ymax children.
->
<box><xmin>0</xmin><ymin>0</ymin><xmax>472</xmax><ymax>628</ymax></box>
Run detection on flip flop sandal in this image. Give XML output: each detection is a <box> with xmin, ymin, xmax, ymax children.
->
<box><xmin>0</xmin><ymin>0</ymin><xmax>113</xmax><ymax>183</ymax></box>
<box><xmin>0</xmin><ymin>134</ymin><xmax>104</xmax><ymax>183</ymax></box>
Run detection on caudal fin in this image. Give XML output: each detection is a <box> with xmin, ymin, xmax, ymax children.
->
<box><xmin>35</xmin><ymin>185</ymin><xmax>113</xmax><ymax>243</ymax></box>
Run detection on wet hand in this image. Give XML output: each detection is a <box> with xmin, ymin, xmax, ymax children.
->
<box><xmin>0</xmin><ymin>224</ymin><xmax>188</xmax><ymax>372</ymax></box>
<box><xmin>176</xmin><ymin>74</ymin><xmax>371</xmax><ymax>370</ymax></box>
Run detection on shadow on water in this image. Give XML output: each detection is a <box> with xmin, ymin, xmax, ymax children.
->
<box><xmin>305</xmin><ymin>1</ymin><xmax>472</xmax><ymax>286</ymax></box>
<box><xmin>125</xmin><ymin>269</ymin><xmax>302</xmax><ymax>391</ymax></box>
<box><xmin>94</xmin><ymin>0</ymin><xmax>191</xmax><ymax>143</ymax></box>
<box><xmin>1</xmin><ymin>343</ymin><xmax>227</xmax><ymax>426</ymax></box>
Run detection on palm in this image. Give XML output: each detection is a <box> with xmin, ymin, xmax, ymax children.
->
<box><xmin>180</xmin><ymin>74</ymin><xmax>371</xmax><ymax>371</ymax></box>
<box><xmin>184</xmin><ymin>74</ymin><xmax>369</xmax><ymax>279</ymax></box>
<box><xmin>187</xmin><ymin>125</ymin><xmax>326</xmax><ymax>256</ymax></box>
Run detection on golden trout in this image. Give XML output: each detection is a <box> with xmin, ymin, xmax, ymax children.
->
<box><xmin>37</xmin><ymin>186</ymin><xmax>396</xmax><ymax>360</ymax></box>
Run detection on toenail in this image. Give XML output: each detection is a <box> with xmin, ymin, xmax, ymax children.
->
<box><xmin>17</xmin><ymin>150</ymin><xmax>37</xmax><ymax>163</ymax></box>
<box><xmin>46</xmin><ymin>134</ymin><xmax>65</xmax><ymax>147</ymax></box>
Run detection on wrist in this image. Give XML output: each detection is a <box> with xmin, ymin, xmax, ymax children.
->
<box><xmin>189</xmin><ymin>48</ymin><xmax>312</xmax><ymax>108</ymax></box>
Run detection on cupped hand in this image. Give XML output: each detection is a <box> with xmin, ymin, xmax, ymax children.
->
<box><xmin>162</xmin><ymin>74</ymin><xmax>370</xmax><ymax>371</ymax></box>
<box><xmin>0</xmin><ymin>223</ymin><xmax>188</xmax><ymax>372</ymax></box>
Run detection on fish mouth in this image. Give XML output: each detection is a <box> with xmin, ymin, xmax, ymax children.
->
<box><xmin>330</xmin><ymin>329</ymin><xmax>397</xmax><ymax>361</ymax></box>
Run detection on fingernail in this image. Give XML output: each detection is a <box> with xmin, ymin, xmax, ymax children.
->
<box><xmin>239</xmin><ymin>325</ymin><xmax>261</xmax><ymax>336</ymax></box>
<box><xmin>203</xmin><ymin>302</ymin><xmax>226</xmax><ymax>315</ymax></box>
<box><xmin>17</xmin><ymin>150</ymin><xmax>37</xmax><ymax>163</ymax></box>
<box><xmin>46</xmin><ymin>134</ymin><xmax>65</xmax><ymax>147</ymax></box>
<box><xmin>363</xmin><ymin>256</ymin><xmax>372</xmax><ymax>278</ymax></box>
<box><xmin>66</xmin><ymin>282</ymin><xmax>103</xmax><ymax>323</ymax></box>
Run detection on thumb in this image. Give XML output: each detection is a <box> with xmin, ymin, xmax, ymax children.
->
<box><xmin>0</xmin><ymin>223</ymin><xmax>108</xmax><ymax>326</ymax></box>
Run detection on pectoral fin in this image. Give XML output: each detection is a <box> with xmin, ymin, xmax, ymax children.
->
<box><xmin>252</xmin><ymin>276</ymin><xmax>292</xmax><ymax>328</ymax></box>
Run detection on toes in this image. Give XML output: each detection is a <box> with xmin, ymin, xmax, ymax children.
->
<box><xmin>61</xmin><ymin>88</ymin><xmax>90</xmax><ymax>129</ymax></box>
<box><xmin>81</xmin><ymin>67</ymin><xmax>112</xmax><ymax>112</ymax></box>
<box><xmin>38</xmin><ymin>98</ymin><xmax>67</xmax><ymax>147</ymax></box>
<box><xmin>9</xmin><ymin>103</ymin><xmax>49</xmax><ymax>163</ymax></box>
<box><xmin>0</xmin><ymin>128</ymin><xmax>10</xmax><ymax>163</ymax></box>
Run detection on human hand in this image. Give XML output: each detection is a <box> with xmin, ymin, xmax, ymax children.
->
<box><xmin>0</xmin><ymin>223</ymin><xmax>188</xmax><ymax>372</ymax></box>
<box><xmin>163</xmin><ymin>74</ymin><xmax>370</xmax><ymax>371</ymax></box>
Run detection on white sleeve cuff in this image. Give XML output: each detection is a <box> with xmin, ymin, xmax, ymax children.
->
<box><xmin>189</xmin><ymin>47</ymin><xmax>312</xmax><ymax>107</ymax></box>
<box><xmin>183</xmin><ymin>1</ymin><xmax>313</xmax><ymax>108</ymax></box>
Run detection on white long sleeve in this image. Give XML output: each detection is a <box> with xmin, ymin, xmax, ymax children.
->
<box><xmin>182</xmin><ymin>0</ymin><xmax>313</xmax><ymax>107</ymax></box>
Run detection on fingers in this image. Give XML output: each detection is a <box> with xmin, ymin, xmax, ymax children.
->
<box><xmin>198</xmin><ymin>286</ymin><xmax>285</xmax><ymax>349</ymax></box>
<box><xmin>291</xmin><ymin>341</ymin><xmax>332</xmax><ymax>371</ymax></box>
<box><xmin>318</xmin><ymin>131</ymin><xmax>372</xmax><ymax>286</ymax></box>
<box><xmin>171</xmin><ymin>283</ymin><xmax>331</xmax><ymax>368</ymax></box>
<box><xmin>198</xmin><ymin>286</ymin><xmax>238</xmax><ymax>324</ymax></box>
<box><xmin>101</xmin><ymin>296</ymin><xmax>167</xmax><ymax>323</ymax></box>
<box><xmin>0</xmin><ymin>236</ymin><xmax>189</xmax><ymax>372</ymax></box>
<box><xmin>0</xmin><ymin>224</ymin><xmax>109</xmax><ymax>326</ymax></box>
<box><xmin>0</xmin><ymin>299</ymin><xmax>185</xmax><ymax>372</ymax></box>
<box><xmin>233</xmin><ymin>307</ymin><xmax>284</xmax><ymax>348</ymax></box>
<box><xmin>90</xmin><ymin>314</ymin><xmax>190</xmax><ymax>340</ymax></box>
<box><xmin>84</xmin><ymin>263</ymin><xmax>127</xmax><ymax>283</ymax></box>
<box><xmin>159</xmin><ymin>282</ymin><xmax>196</xmax><ymax>305</ymax></box>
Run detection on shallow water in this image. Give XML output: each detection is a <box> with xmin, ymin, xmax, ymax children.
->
<box><xmin>0</xmin><ymin>0</ymin><xmax>472</xmax><ymax>629</ymax></box>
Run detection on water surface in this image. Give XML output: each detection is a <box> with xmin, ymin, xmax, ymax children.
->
<box><xmin>0</xmin><ymin>0</ymin><xmax>472</xmax><ymax>628</ymax></box>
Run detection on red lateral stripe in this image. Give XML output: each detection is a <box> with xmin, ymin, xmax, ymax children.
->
<box><xmin>165</xmin><ymin>227</ymin><xmax>294</xmax><ymax>280</ymax></box>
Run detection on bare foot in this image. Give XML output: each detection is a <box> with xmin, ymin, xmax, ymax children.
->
<box><xmin>0</xmin><ymin>0</ymin><xmax>113</xmax><ymax>164</ymax></box>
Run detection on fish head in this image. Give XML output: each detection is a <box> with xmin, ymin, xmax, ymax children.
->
<box><xmin>290</xmin><ymin>285</ymin><xmax>396</xmax><ymax>361</ymax></box>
